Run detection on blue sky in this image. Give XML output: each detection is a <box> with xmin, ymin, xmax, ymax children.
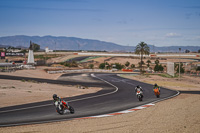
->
<box><xmin>0</xmin><ymin>0</ymin><xmax>200</xmax><ymax>46</ymax></box>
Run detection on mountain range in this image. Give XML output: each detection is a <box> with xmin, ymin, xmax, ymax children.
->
<box><xmin>0</xmin><ymin>35</ymin><xmax>199</xmax><ymax>52</ymax></box>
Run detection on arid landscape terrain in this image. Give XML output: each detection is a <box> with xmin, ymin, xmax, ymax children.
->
<box><xmin>1</xmin><ymin>0</ymin><xmax>200</xmax><ymax>132</ymax></box>
<box><xmin>0</xmin><ymin>65</ymin><xmax>199</xmax><ymax>133</ymax></box>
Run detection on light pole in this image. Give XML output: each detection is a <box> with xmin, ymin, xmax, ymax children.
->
<box><xmin>179</xmin><ymin>48</ymin><xmax>181</xmax><ymax>80</ymax></box>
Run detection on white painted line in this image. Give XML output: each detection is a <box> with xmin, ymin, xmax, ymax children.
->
<box><xmin>146</xmin><ymin>103</ymin><xmax>155</xmax><ymax>106</ymax></box>
<box><xmin>118</xmin><ymin>110</ymin><xmax>134</xmax><ymax>113</ymax></box>
<box><xmin>134</xmin><ymin>106</ymin><xmax>146</xmax><ymax>110</ymax></box>
<box><xmin>92</xmin><ymin>115</ymin><xmax>112</xmax><ymax>118</ymax></box>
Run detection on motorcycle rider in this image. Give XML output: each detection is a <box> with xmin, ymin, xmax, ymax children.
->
<box><xmin>135</xmin><ymin>85</ymin><xmax>143</xmax><ymax>98</ymax></box>
<box><xmin>53</xmin><ymin>94</ymin><xmax>69</xmax><ymax>108</ymax></box>
<box><xmin>153</xmin><ymin>83</ymin><xmax>160</xmax><ymax>92</ymax></box>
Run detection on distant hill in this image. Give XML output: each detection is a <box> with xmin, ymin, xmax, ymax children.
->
<box><xmin>0</xmin><ymin>35</ymin><xmax>199</xmax><ymax>52</ymax></box>
<box><xmin>0</xmin><ymin>35</ymin><xmax>132</xmax><ymax>52</ymax></box>
<box><xmin>148</xmin><ymin>45</ymin><xmax>200</xmax><ymax>53</ymax></box>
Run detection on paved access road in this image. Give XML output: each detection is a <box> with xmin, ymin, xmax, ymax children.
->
<box><xmin>0</xmin><ymin>73</ymin><xmax>178</xmax><ymax>127</ymax></box>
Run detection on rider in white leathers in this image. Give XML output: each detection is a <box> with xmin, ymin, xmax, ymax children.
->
<box><xmin>53</xmin><ymin>94</ymin><xmax>69</xmax><ymax>108</ymax></box>
<box><xmin>135</xmin><ymin>85</ymin><xmax>143</xmax><ymax>98</ymax></box>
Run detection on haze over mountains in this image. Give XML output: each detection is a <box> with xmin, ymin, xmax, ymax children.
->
<box><xmin>0</xmin><ymin>35</ymin><xmax>199</xmax><ymax>52</ymax></box>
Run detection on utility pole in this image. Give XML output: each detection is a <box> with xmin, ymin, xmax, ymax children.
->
<box><xmin>179</xmin><ymin>48</ymin><xmax>181</xmax><ymax>80</ymax></box>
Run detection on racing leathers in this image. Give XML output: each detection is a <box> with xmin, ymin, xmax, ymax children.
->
<box><xmin>135</xmin><ymin>86</ymin><xmax>143</xmax><ymax>98</ymax></box>
<box><xmin>153</xmin><ymin>85</ymin><xmax>160</xmax><ymax>92</ymax></box>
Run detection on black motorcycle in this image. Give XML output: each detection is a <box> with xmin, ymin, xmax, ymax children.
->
<box><xmin>54</xmin><ymin>100</ymin><xmax>75</xmax><ymax>115</ymax></box>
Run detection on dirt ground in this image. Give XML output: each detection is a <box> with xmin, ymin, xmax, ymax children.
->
<box><xmin>0</xmin><ymin>69</ymin><xmax>200</xmax><ymax>133</ymax></box>
<box><xmin>0</xmin><ymin>68</ymin><xmax>102</xmax><ymax>107</ymax></box>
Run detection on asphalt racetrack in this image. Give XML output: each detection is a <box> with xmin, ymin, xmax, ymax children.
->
<box><xmin>0</xmin><ymin>73</ymin><xmax>178</xmax><ymax>127</ymax></box>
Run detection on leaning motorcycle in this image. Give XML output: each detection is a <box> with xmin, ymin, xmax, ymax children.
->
<box><xmin>136</xmin><ymin>90</ymin><xmax>143</xmax><ymax>101</ymax></box>
<box><xmin>54</xmin><ymin>99</ymin><xmax>75</xmax><ymax>115</ymax></box>
<box><xmin>154</xmin><ymin>88</ymin><xmax>160</xmax><ymax>98</ymax></box>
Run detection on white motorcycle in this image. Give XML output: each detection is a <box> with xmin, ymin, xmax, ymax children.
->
<box><xmin>136</xmin><ymin>90</ymin><xmax>143</xmax><ymax>101</ymax></box>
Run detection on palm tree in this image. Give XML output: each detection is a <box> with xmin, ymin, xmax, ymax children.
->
<box><xmin>135</xmin><ymin>42</ymin><xmax>150</xmax><ymax>73</ymax></box>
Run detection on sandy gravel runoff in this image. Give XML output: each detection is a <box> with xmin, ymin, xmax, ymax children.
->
<box><xmin>0</xmin><ymin>69</ymin><xmax>200</xmax><ymax>133</ymax></box>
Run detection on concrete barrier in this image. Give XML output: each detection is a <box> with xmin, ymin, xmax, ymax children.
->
<box><xmin>47</xmin><ymin>69</ymin><xmax>113</xmax><ymax>74</ymax></box>
<box><xmin>77</xmin><ymin>52</ymin><xmax>199</xmax><ymax>57</ymax></box>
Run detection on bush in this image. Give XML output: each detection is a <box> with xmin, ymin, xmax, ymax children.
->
<box><xmin>63</xmin><ymin>61</ymin><xmax>78</xmax><ymax>67</ymax></box>
<box><xmin>89</xmin><ymin>64</ymin><xmax>94</xmax><ymax>69</ymax></box>
<box><xmin>131</xmin><ymin>64</ymin><xmax>135</xmax><ymax>68</ymax></box>
<box><xmin>154</xmin><ymin>64</ymin><xmax>159</xmax><ymax>72</ymax></box>
<box><xmin>196</xmin><ymin>66</ymin><xmax>200</xmax><ymax>71</ymax></box>
<box><xmin>155</xmin><ymin>59</ymin><xmax>159</xmax><ymax>65</ymax></box>
<box><xmin>99</xmin><ymin>63</ymin><xmax>105</xmax><ymax>69</ymax></box>
<box><xmin>175</xmin><ymin>63</ymin><xmax>185</xmax><ymax>73</ymax></box>
<box><xmin>115</xmin><ymin>63</ymin><xmax>124</xmax><ymax>70</ymax></box>
<box><xmin>158</xmin><ymin>64</ymin><xmax>164</xmax><ymax>72</ymax></box>
<box><xmin>125</xmin><ymin>61</ymin><xmax>130</xmax><ymax>67</ymax></box>
<box><xmin>154</xmin><ymin>64</ymin><xmax>164</xmax><ymax>72</ymax></box>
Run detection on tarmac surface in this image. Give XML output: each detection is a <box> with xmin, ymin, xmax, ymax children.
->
<box><xmin>0</xmin><ymin>73</ymin><xmax>178</xmax><ymax>127</ymax></box>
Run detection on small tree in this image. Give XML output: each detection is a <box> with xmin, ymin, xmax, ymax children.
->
<box><xmin>196</xmin><ymin>66</ymin><xmax>200</xmax><ymax>71</ymax></box>
<box><xmin>125</xmin><ymin>61</ymin><xmax>130</xmax><ymax>68</ymax></box>
<box><xmin>154</xmin><ymin>59</ymin><xmax>164</xmax><ymax>72</ymax></box>
<box><xmin>146</xmin><ymin>59</ymin><xmax>151</xmax><ymax>68</ymax></box>
<box><xmin>185</xmin><ymin>49</ymin><xmax>190</xmax><ymax>53</ymax></box>
<box><xmin>105</xmin><ymin>62</ymin><xmax>111</xmax><ymax>69</ymax></box>
<box><xmin>131</xmin><ymin>64</ymin><xmax>135</xmax><ymax>68</ymax></box>
<box><xmin>115</xmin><ymin>63</ymin><xmax>124</xmax><ymax>70</ymax></box>
<box><xmin>154</xmin><ymin>64</ymin><xmax>159</xmax><ymax>72</ymax></box>
<box><xmin>32</xmin><ymin>43</ymin><xmax>40</xmax><ymax>52</ymax></box>
<box><xmin>176</xmin><ymin>63</ymin><xmax>185</xmax><ymax>73</ymax></box>
<box><xmin>158</xmin><ymin>64</ymin><xmax>164</xmax><ymax>72</ymax></box>
<box><xmin>138</xmin><ymin>61</ymin><xmax>145</xmax><ymax>66</ymax></box>
<box><xmin>99</xmin><ymin>63</ymin><xmax>105</xmax><ymax>69</ymax></box>
<box><xmin>155</xmin><ymin>59</ymin><xmax>159</xmax><ymax>65</ymax></box>
<box><xmin>89</xmin><ymin>64</ymin><xmax>94</xmax><ymax>69</ymax></box>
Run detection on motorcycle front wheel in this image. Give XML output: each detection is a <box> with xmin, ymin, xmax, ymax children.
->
<box><xmin>56</xmin><ymin>107</ymin><xmax>64</xmax><ymax>115</ymax></box>
<box><xmin>69</xmin><ymin>105</ymin><xmax>75</xmax><ymax>114</ymax></box>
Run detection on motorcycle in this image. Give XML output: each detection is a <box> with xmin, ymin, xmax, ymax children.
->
<box><xmin>54</xmin><ymin>99</ymin><xmax>75</xmax><ymax>115</ymax></box>
<box><xmin>154</xmin><ymin>88</ymin><xmax>160</xmax><ymax>98</ymax></box>
<box><xmin>136</xmin><ymin>90</ymin><xmax>143</xmax><ymax>101</ymax></box>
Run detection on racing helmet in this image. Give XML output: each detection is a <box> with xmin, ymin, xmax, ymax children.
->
<box><xmin>53</xmin><ymin>94</ymin><xmax>58</xmax><ymax>100</ymax></box>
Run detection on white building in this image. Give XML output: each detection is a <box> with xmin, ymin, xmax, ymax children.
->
<box><xmin>45</xmin><ymin>47</ymin><xmax>53</xmax><ymax>53</ymax></box>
